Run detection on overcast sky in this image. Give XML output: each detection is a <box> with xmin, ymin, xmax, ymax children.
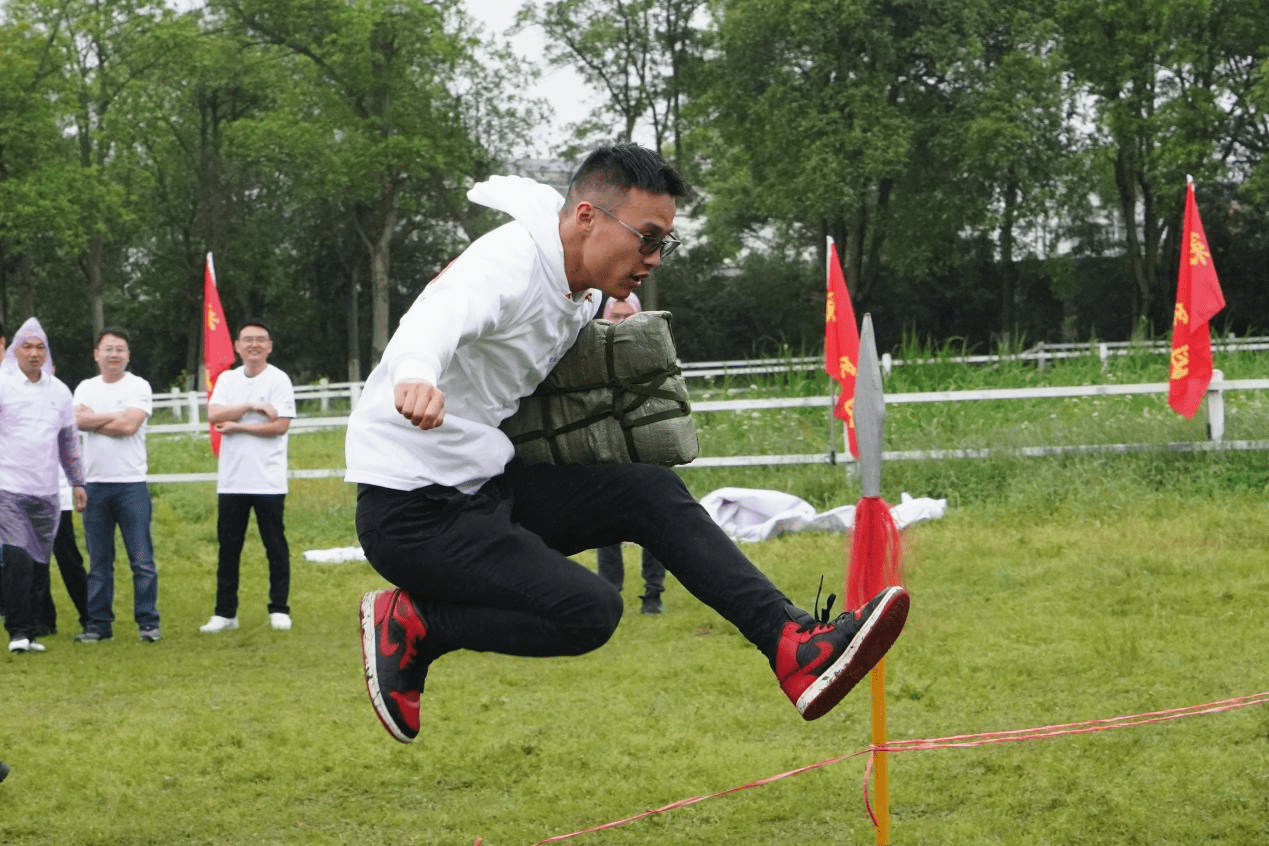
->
<box><xmin>463</xmin><ymin>0</ymin><xmax>592</xmax><ymax>157</ymax></box>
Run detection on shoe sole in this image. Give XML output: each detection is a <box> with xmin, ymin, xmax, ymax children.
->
<box><xmin>797</xmin><ymin>586</ymin><xmax>910</xmax><ymax>720</ymax></box>
<box><xmin>358</xmin><ymin>591</ymin><xmax>416</xmax><ymax>744</ymax></box>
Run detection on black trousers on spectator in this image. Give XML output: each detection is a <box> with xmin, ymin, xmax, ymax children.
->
<box><xmin>1</xmin><ymin>545</ymin><xmax>37</xmax><ymax>641</ymax></box>
<box><xmin>215</xmin><ymin>493</ymin><xmax>291</xmax><ymax>617</ymax></box>
<box><xmin>355</xmin><ymin>461</ymin><xmax>792</xmax><ymax>664</ymax></box>
<box><xmin>36</xmin><ymin>512</ymin><xmax>90</xmax><ymax>634</ymax></box>
<box><xmin>596</xmin><ymin>544</ymin><xmax>667</xmax><ymax>597</ymax></box>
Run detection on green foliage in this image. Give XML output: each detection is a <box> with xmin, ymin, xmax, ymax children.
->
<box><xmin>4</xmin><ymin>0</ymin><xmax>1269</xmax><ymax>387</ymax></box>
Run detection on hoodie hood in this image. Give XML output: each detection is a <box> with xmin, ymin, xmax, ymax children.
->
<box><xmin>467</xmin><ymin>175</ymin><xmax>567</xmax><ymax>285</ymax></box>
<box><xmin>1</xmin><ymin>316</ymin><xmax>54</xmax><ymax>378</ymax></box>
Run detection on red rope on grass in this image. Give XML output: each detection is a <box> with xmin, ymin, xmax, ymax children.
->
<box><xmin>498</xmin><ymin>691</ymin><xmax>1269</xmax><ymax>845</ymax></box>
<box><xmin>860</xmin><ymin>691</ymin><xmax>1269</xmax><ymax>829</ymax></box>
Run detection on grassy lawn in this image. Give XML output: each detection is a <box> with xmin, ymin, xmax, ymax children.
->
<box><xmin>3</xmin><ymin>362</ymin><xmax>1268</xmax><ymax>844</ymax></box>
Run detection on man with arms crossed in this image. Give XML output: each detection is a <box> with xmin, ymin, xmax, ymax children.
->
<box><xmin>73</xmin><ymin>327</ymin><xmax>160</xmax><ymax>643</ymax></box>
<box><xmin>346</xmin><ymin>144</ymin><xmax>909</xmax><ymax>743</ymax></box>
<box><xmin>200</xmin><ymin>321</ymin><xmax>296</xmax><ymax>633</ymax></box>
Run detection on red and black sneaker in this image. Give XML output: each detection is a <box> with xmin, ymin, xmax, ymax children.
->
<box><xmin>775</xmin><ymin>585</ymin><xmax>910</xmax><ymax>721</ymax></box>
<box><xmin>359</xmin><ymin>589</ymin><xmax>430</xmax><ymax>743</ymax></box>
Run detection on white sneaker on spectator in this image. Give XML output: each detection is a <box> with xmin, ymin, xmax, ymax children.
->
<box><xmin>8</xmin><ymin>639</ymin><xmax>45</xmax><ymax>653</ymax></box>
<box><xmin>269</xmin><ymin>612</ymin><xmax>292</xmax><ymax>631</ymax></box>
<box><xmin>199</xmin><ymin>615</ymin><xmax>239</xmax><ymax>633</ymax></box>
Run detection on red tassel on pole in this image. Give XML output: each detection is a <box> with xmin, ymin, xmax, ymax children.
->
<box><xmin>846</xmin><ymin>497</ymin><xmax>903</xmax><ymax>609</ymax></box>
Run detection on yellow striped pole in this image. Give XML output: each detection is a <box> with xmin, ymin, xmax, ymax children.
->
<box><xmin>871</xmin><ymin>660</ymin><xmax>891</xmax><ymax>844</ymax></box>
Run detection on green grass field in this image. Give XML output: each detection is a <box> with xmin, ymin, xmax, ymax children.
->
<box><xmin>4</xmin><ymin>359</ymin><xmax>1268</xmax><ymax>845</ymax></box>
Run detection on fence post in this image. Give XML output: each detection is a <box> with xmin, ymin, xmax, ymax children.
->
<box><xmin>350</xmin><ymin>382</ymin><xmax>362</xmax><ymax>410</ymax></box>
<box><xmin>880</xmin><ymin>352</ymin><xmax>893</xmax><ymax>378</ymax></box>
<box><xmin>319</xmin><ymin>377</ymin><xmax>330</xmax><ymax>412</ymax></box>
<box><xmin>1206</xmin><ymin>370</ymin><xmax>1225</xmax><ymax>443</ymax></box>
<box><xmin>186</xmin><ymin>391</ymin><xmax>201</xmax><ymax>428</ymax></box>
<box><xmin>1098</xmin><ymin>342</ymin><xmax>1109</xmax><ymax>370</ymax></box>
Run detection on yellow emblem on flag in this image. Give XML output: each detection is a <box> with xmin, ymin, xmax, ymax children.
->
<box><xmin>1173</xmin><ymin>302</ymin><xmax>1189</xmax><ymax>327</ymax></box>
<box><xmin>842</xmin><ymin>396</ymin><xmax>855</xmax><ymax>428</ymax></box>
<box><xmin>838</xmin><ymin>356</ymin><xmax>857</xmax><ymax>380</ymax></box>
<box><xmin>207</xmin><ymin>307</ymin><xmax>222</xmax><ymax>332</ymax></box>
<box><xmin>826</xmin><ymin>291</ymin><xmax>836</xmax><ymax>322</ymax></box>
<box><xmin>1188</xmin><ymin>231</ymin><xmax>1211</xmax><ymax>267</ymax></box>
<box><xmin>1170</xmin><ymin>345</ymin><xmax>1190</xmax><ymax>380</ymax></box>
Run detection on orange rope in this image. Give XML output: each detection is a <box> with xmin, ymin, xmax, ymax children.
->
<box><xmin>506</xmin><ymin>691</ymin><xmax>1269</xmax><ymax>845</ymax></box>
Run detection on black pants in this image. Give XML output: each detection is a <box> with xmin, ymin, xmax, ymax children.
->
<box><xmin>215</xmin><ymin>493</ymin><xmax>290</xmax><ymax>617</ymax></box>
<box><xmin>596</xmin><ymin>544</ymin><xmax>666</xmax><ymax>598</ymax></box>
<box><xmin>355</xmin><ymin>462</ymin><xmax>792</xmax><ymax>663</ymax></box>
<box><xmin>37</xmin><ymin>512</ymin><xmax>90</xmax><ymax>634</ymax></box>
<box><xmin>1</xmin><ymin>545</ymin><xmax>37</xmax><ymax>641</ymax></box>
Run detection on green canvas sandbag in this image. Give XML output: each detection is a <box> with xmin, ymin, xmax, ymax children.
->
<box><xmin>501</xmin><ymin>310</ymin><xmax>698</xmax><ymax>466</ymax></box>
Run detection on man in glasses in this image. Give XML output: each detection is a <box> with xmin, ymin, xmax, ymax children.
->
<box><xmin>199</xmin><ymin>321</ymin><xmax>296</xmax><ymax>635</ymax></box>
<box><xmin>346</xmin><ymin>143</ymin><xmax>909</xmax><ymax>743</ymax></box>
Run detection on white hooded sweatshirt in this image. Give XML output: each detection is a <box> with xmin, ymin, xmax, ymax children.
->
<box><xmin>344</xmin><ymin>176</ymin><xmax>599</xmax><ymax>493</ymax></box>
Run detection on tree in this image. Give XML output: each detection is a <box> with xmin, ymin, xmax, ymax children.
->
<box><xmin>522</xmin><ymin>0</ymin><xmax>706</xmax><ymax>158</ymax></box>
<box><xmin>7</xmin><ymin>0</ymin><xmax>173</xmax><ymax>338</ymax></box>
<box><xmin>1056</xmin><ymin>0</ymin><xmax>1269</xmax><ymax>329</ymax></box>
<box><xmin>0</xmin><ymin>17</ymin><xmax>87</xmax><ymax>327</ymax></box>
<box><xmin>957</xmin><ymin>1</ymin><xmax>1073</xmax><ymax>342</ymax></box>
<box><xmin>216</xmin><ymin>0</ymin><xmax>486</xmax><ymax>366</ymax></box>
<box><xmin>700</xmin><ymin>0</ymin><xmax>993</xmax><ymax>309</ymax></box>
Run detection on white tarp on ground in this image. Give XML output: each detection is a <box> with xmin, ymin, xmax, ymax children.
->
<box><xmin>699</xmin><ymin>487</ymin><xmax>947</xmax><ymax>543</ymax></box>
<box><xmin>302</xmin><ymin>545</ymin><xmax>366</xmax><ymax>564</ymax></box>
<box><xmin>302</xmin><ymin>488</ymin><xmax>947</xmax><ymax>562</ymax></box>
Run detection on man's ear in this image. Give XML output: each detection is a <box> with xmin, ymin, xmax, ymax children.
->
<box><xmin>573</xmin><ymin>200</ymin><xmax>598</xmax><ymax>228</ymax></box>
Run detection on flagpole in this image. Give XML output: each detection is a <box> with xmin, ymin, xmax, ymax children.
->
<box><xmin>827</xmin><ymin>237</ymin><xmax>847</xmax><ymax>481</ymax></box>
<box><xmin>852</xmin><ymin>315</ymin><xmax>895</xmax><ymax>845</ymax></box>
<box><xmin>871</xmin><ymin>659</ymin><xmax>891</xmax><ymax>845</ymax></box>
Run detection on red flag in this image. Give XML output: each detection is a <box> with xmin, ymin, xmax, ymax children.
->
<box><xmin>1168</xmin><ymin>181</ymin><xmax>1226</xmax><ymax>419</ymax></box>
<box><xmin>825</xmin><ymin>238</ymin><xmax>860</xmax><ymax>458</ymax></box>
<box><xmin>203</xmin><ymin>253</ymin><xmax>235</xmax><ymax>455</ymax></box>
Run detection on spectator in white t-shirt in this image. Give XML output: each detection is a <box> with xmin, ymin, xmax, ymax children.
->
<box><xmin>72</xmin><ymin>327</ymin><xmax>159</xmax><ymax>643</ymax></box>
<box><xmin>200</xmin><ymin>320</ymin><xmax>297</xmax><ymax>634</ymax></box>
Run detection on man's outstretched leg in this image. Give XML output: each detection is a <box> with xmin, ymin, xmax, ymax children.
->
<box><xmin>510</xmin><ymin>461</ymin><xmax>911</xmax><ymax>721</ymax></box>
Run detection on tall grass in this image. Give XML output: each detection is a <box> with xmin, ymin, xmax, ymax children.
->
<box><xmin>3</xmin><ymin>364</ymin><xmax>1267</xmax><ymax>845</ymax></box>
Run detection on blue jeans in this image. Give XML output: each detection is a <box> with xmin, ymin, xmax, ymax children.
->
<box><xmin>84</xmin><ymin>482</ymin><xmax>159</xmax><ymax>634</ymax></box>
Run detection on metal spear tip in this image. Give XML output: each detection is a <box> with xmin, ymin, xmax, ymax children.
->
<box><xmin>854</xmin><ymin>314</ymin><xmax>885</xmax><ymax>497</ymax></box>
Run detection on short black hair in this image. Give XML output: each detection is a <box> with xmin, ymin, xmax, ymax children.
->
<box><xmin>566</xmin><ymin>144</ymin><xmax>690</xmax><ymax>207</ymax></box>
<box><xmin>0</xmin><ymin>317</ymin><xmax>6</xmax><ymax>340</ymax></box>
<box><xmin>97</xmin><ymin>326</ymin><xmax>130</xmax><ymax>346</ymax></box>
<box><xmin>238</xmin><ymin>320</ymin><xmax>271</xmax><ymax>338</ymax></box>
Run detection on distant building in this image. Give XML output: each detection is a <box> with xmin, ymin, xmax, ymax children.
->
<box><xmin>507</xmin><ymin>158</ymin><xmax>573</xmax><ymax>195</ymax></box>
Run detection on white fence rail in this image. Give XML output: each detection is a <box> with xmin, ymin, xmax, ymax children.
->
<box><xmin>144</xmin><ymin>369</ymin><xmax>1269</xmax><ymax>483</ymax></box>
<box><xmin>153</xmin><ymin>336</ymin><xmax>1269</xmax><ymax>422</ymax></box>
